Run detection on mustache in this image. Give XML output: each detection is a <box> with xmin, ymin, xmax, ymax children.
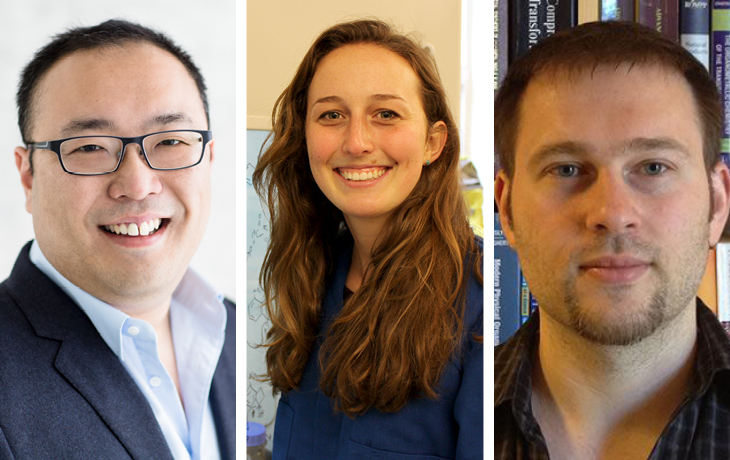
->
<box><xmin>573</xmin><ymin>234</ymin><xmax>658</xmax><ymax>261</ymax></box>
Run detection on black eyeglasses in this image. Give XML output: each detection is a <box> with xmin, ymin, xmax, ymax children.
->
<box><xmin>27</xmin><ymin>129</ymin><xmax>213</xmax><ymax>176</ymax></box>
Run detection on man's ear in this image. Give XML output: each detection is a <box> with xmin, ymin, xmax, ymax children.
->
<box><xmin>495</xmin><ymin>169</ymin><xmax>517</xmax><ymax>248</ymax></box>
<box><xmin>424</xmin><ymin>121</ymin><xmax>447</xmax><ymax>164</ymax></box>
<box><xmin>208</xmin><ymin>139</ymin><xmax>215</xmax><ymax>165</ymax></box>
<box><xmin>709</xmin><ymin>160</ymin><xmax>730</xmax><ymax>247</ymax></box>
<box><xmin>15</xmin><ymin>146</ymin><xmax>33</xmax><ymax>214</ymax></box>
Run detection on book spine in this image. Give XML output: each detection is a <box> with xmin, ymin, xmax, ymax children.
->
<box><xmin>601</xmin><ymin>0</ymin><xmax>637</xmax><ymax>20</ymax></box>
<box><xmin>494</xmin><ymin>213</ymin><xmax>522</xmax><ymax>345</ymax></box>
<box><xmin>530</xmin><ymin>292</ymin><xmax>539</xmax><ymax>316</ymax></box>
<box><xmin>520</xmin><ymin>273</ymin><xmax>531</xmax><ymax>324</ymax></box>
<box><xmin>638</xmin><ymin>0</ymin><xmax>680</xmax><ymax>41</ymax></box>
<box><xmin>681</xmin><ymin>1</ymin><xmax>710</xmax><ymax>69</ymax></box>
<box><xmin>496</xmin><ymin>0</ymin><xmax>509</xmax><ymax>91</ymax></box>
<box><xmin>713</xmin><ymin>1</ymin><xmax>730</xmax><ymax>155</ymax></box>
<box><xmin>509</xmin><ymin>0</ymin><xmax>577</xmax><ymax>62</ymax></box>
<box><xmin>716</xmin><ymin>242</ymin><xmax>730</xmax><ymax>333</ymax></box>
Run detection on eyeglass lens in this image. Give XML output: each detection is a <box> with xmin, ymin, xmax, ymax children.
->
<box><xmin>59</xmin><ymin>131</ymin><xmax>205</xmax><ymax>174</ymax></box>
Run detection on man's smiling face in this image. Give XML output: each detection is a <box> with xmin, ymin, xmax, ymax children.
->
<box><xmin>16</xmin><ymin>42</ymin><xmax>213</xmax><ymax>309</ymax></box>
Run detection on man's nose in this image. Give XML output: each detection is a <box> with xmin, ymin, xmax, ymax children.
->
<box><xmin>583</xmin><ymin>171</ymin><xmax>640</xmax><ymax>234</ymax></box>
<box><xmin>107</xmin><ymin>143</ymin><xmax>162</xmax><ymax>200</ymax></box>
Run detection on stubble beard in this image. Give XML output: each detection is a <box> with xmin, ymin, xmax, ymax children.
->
<box><xmin>553</xmin><ymin>232</ymin><xmax>706</xmax><ymax>346</ymax></box>
<box><xmin>513</xmin><ymin>225</ymin><xmax>709</xmax><ymax>347</ymax></box>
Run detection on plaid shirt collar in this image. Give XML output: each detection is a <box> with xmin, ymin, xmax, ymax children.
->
<box><xmin>495</xmin><ymin>299</ymin><xmax>730</xmax><ymax>459</ymax></box>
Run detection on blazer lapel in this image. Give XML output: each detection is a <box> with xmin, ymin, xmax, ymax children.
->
<box><xmin>209</xmin><ymin>298</ymin><xmax>236</xmax><ymax>460</ymax></box>
<box><xmin>7</xmin><ymin>243</ymin><xmax>174</xmax><ymax>460</ymax></box>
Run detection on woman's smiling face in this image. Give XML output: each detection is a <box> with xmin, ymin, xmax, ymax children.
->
<box><xmin>305</xmin><ymin>43</ymin><xmax>446</xmax><ymax>230</ymax></box>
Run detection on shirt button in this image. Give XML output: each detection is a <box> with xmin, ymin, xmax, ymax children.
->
<box><xmin>128</xmin><ymin>326</ymin><xmax>140</xmax><ymax>336</ymax></box>
<box><xmin>149</xmin><ymin>377</ymin><xmax>162</xmax><ymax>387</ymax></box>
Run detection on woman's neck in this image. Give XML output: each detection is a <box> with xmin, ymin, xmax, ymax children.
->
<box><xmin>344</xmin><ymin>214</ymin><xmax>389</xmax><ymax>291</ymax></box>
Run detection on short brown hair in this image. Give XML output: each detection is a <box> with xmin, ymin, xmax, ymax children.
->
<box><xmin>495</xmin><ymin>21</ymin><xmax>722</xmax><ymax>178</ymax></box>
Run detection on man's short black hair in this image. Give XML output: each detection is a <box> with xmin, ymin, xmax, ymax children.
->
<box><xmin>17</xmin><ymin>19</ymin><xmax>210</xmax><ymax>149</ymax></box>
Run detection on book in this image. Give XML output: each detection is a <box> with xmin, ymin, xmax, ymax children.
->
<box><xmin>509</xmin><ymin>0</ymin><xmax>578</xmax><ymax>62</ymax></box>
<box><xmin>638</xmin><ymin>0</ymin><xmax>680</xmax><ymax>41</ymax></box>
<box><xmin>600</xmin><ymin>0</ymin><xmax>636</xmax><ymax>21</ymax></box>
<box><xmin>494</xmin><ymin>212</ymin><xmax>522</xmax><ymax>345</ymax></box>
<box><xmin>713</xmin><ymin>1</ymin><xmax>730</xmax><ymax>157</ymax></box>
<box><xmin>715</xmin><ymin>243</ymin><xmax>730</xmax><ymax>334</ymax></box>
<box><xmin>520</xmin><ymin>273</ymin><xmax>530</xmax><ymax>324</ymax></box>
<box><xmin>519</xmin><ymin>273</ymin><xmax>539</xmax><ymax>324</ymax></box>
<box><xmin>496</xmin><ymin>0</ymin><xmax>509</xmax><ymax>91</ymax></box>
<box><xmin>681</xmin><ymin>0</ymin><xmax>710</xmax><ymax>69</ymax></box>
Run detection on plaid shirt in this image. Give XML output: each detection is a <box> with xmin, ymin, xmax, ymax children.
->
<box><xmin>495</xmin><ymin>300</ymin><xmax>730</xmax><ymax>459</ymax></box>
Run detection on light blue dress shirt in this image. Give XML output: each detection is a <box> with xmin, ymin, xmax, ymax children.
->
<box><xmin>30</xmin><ymin>241</ymin><xmax>227</xmax><ymax>460</ymax></box>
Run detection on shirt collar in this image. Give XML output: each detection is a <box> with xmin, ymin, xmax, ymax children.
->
<box><xmin>689</xmin><ymin>301</ymin><xmax>730</xmax><ymax>397</ymax></box>
<box><xmin>494</xmin><ymin>310</ymin><xmax>543</xmax><ymax>442</ymax></box>
<box><xmin>29</xmin><ymin>240</ymin><xmax>226</xmax><ymax>359</ymax></box>
<box><xmin>494</xmin><ymin>299</ymin><xmax>730</xmax><ymax>430</ymax></box>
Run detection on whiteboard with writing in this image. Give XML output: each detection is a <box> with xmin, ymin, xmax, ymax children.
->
<box><xmin>246</xmin><ymin>130</ymin><xmax>279</xmax><ymax>442</ymax></box>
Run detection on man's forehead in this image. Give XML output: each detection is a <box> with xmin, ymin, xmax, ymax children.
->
<box><xmin>528</xmin><ymin>61</ymin><xmax>687</xmax><ymax>92</ymax></box>
<box><xmin>513</xmin><ymin>61</ymin><xmax>703</xmax><ymax>167</ymax></box>
<box><xmin>30</xmin><ymin>42</ymin><xmax>204</xmax><ymax>138</ymax></box>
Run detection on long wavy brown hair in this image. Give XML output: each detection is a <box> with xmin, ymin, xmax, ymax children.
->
<box><xmin>252</xmin><ymin>19</ymin><xmax>481</xmax><ymax>416</ymax></box>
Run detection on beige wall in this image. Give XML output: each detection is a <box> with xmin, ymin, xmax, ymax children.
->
<box><xmin>247</xmin><ymin>0</ymin><xmax>462</xmax><ymax>130</ymax></box>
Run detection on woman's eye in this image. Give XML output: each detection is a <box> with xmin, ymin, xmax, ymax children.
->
<box><xmin>377</xmin><ymin>110</ymin><xmax>399</xmax><ymax>119</ymax></box>
<box><xmin>319</xmin><ymin>111</ymin><xmax>341</xmax><ymax>120</ymax></box>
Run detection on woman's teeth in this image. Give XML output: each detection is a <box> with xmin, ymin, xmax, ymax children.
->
<box><xmin>103</xmin><ymin>218</ymin><xmax>162</xmax><ymax>236</ymax></box>
<box><xmin>339</xmin><ymin>168</ymin><xmax>387</xmax><ymax>181</ymax></box>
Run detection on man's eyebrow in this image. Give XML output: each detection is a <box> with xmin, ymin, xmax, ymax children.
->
<box><xmin>526</xmin><ymin>137</ymin><xmax>692</xmax><ymax>170</ymax></box>
<box><xmin>144</xmin><ymin>112</ymin><xmax>194</xmax><ymax>128</ymax></box>
<box><xmin>58</xmin><ymin>113</ymin><xmax>195</xmax><ymax>138</ymax></box>
<box><xmin>60</xmin><ymin>118</ymin><xmax>116</xmax><ymax>137</ymax></box>
<box><xmin>527</xmin><ymin>141</ymin><xmax>589</xmax><ymax>170</ymax></box>
<box><xmin>625</xmin><ymin>137</ymin><xmax>691</xmax><ymax>157</ymax></box>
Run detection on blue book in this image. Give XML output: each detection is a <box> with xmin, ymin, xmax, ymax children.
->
<box><xmin>494</xmin><ymin>212</ymin><xmax>522</xmax><ymax>345</ymax></box>
<box><xmin>681</xmin><ymin>0</ymin><xmax>710</xmax><ymax>69</ymax></box>
<box><xmin>601</xmin><ymin>0</ymin><xmax>636</xmax><ymax>20</ymax></box>
<box><xmin>713</xmin><ymin>1</ymin><xmax>730</xmax><ymax>155</ymax></box>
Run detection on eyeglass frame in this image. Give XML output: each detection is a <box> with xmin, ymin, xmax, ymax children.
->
<box><xmin>26</xmin><ymin>129</ymin><xmax>213</xmax><ymax>176</ymax></box>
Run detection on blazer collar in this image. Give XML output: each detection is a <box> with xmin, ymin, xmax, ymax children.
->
<box><xmin>6</xmin><ymin>242</ymin><xmax>175</xmax><ymax>460</ymax></box>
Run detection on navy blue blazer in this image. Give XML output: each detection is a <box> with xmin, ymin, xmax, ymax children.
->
<box><xmin>0</xmin><ymin>242</ymin><xmax>235</xmax><ymax>459</ymax></box>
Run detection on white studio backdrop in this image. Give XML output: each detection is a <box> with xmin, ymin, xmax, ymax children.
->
<box><xmin>0</xmin><ymin>0</ymin><xmax>236</xmax><ymax>301</ymax></box>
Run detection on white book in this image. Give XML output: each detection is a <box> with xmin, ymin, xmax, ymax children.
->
<box><xmin>716</xmin><ymin>243</ymin><xmax>730</xmax><ymax>324</ymax></box>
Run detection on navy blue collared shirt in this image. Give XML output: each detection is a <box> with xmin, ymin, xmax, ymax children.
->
<box><xmin>272</xmin><ymin>235</ymin><xmax>484</xmax><ymax>460</ymax></box>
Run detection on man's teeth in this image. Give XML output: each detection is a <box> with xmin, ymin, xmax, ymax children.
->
<box><xmin>104</xmin><ymin>218</ymin><xmax>162</xmax><ymax>236</ymax></box>
<box><xmin>340</xmin><ymin>168</ymin><xmax>387</xmax><ymax>181</ymax></box>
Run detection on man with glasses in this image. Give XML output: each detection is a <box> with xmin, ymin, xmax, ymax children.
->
<box><xmin>0</xmin><ymin>20</ymin><xmax>234</xmax><ymax>460</ymax></box>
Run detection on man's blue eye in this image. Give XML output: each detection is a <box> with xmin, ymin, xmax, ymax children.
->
<box><xmin>555</xmin><ymin>165</ymin><xmax>579</xmax><ymax>177</ymax></box>
<box><xmin>643</xmin><ymin>162</ymin><xmax>667</xmax><ymax>175</ymax></box>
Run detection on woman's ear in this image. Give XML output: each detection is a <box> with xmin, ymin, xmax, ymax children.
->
<box><xmin>424</xmin><ymin>121</ymin><xmax>447</xmax><ymax>165</ymax></box>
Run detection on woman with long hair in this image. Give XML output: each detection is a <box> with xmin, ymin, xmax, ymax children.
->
<box><xmin>253</xmin><ymin>19</ymin><xmax>483</xmax><ymax>459</ymax></box>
